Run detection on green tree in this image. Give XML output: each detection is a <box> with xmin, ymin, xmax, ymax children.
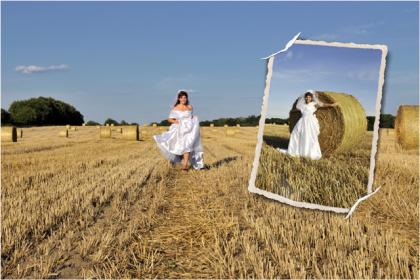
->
<box><xmin>158</xmin><ymin>119</ymin><xmax>171</xmax><ymax>126</ymax></box>
<box><xmin>104</xmin><ymin>118</ymin><xmax>119</xmax><ymax>126</ymax></box>
<box><xmin>1</xmin><ymin>108</ymin><xmax>12</xmax><ymax>125</ymax></box>
<box><xmin>8</xmin><ymin>96</ymin><xmax>84</xmax><ymax>126</ymax></box>
<box><xmin>366</xmin><ymin>114</ymin><xmax>396</xmax><ymax>131</ymax></box>
<box><xmin>86</xmin><ymin>120</ymin><xmax>100</xmax><ymax>126</ymax></box>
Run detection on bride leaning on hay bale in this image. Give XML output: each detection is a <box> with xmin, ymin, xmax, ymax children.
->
<box><xmin>277</xmin><ymin>90</ymin><xmax>367</xmax><ymax>160</ymax></box>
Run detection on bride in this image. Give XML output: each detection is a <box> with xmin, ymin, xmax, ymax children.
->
<box><xmin>153</xmin><ymin>90</ymin><xmax>204</xmax><ymax>171</ymax></box>
<box><xmin>277</xmin><ymin>90</ymin><xmax>337</xmax><ymax>160</ymax></box>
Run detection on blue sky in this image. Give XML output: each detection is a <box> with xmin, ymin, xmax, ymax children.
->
<box><xmin>2</xmin><ymin>1</ymin><xmax>418</xmax><ymax>124</ymax></box>
<box><xmin>267</xmin><ymin>44</ymin><xmax>382</xmax><ymax>118</ymax></box>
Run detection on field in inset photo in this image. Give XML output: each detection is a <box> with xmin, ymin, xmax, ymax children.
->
<box><xmin>257</xmin><ymin>123</ymin><xmax>372</xmax><ymax>208</ymax></box>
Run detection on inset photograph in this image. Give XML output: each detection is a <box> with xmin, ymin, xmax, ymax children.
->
<box><xmin>251</xmin><ymin>38</ymin><xmax>387</xmax><ymax>211</ymax></box>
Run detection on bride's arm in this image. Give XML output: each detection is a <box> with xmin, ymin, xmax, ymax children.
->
<box><xmin>168</xmin><ymin>109</ymin><xmax>179</xmax><ymax>124</ymax></box>
<box><xmin>316</xmin><ymin>101</ymin><xmax>338</xmax><ymax>108</ymax></box>
<box><xmin>168</xmin><ymin>118</ymin><xmax>179</xmax><ymax>124</ymax></box>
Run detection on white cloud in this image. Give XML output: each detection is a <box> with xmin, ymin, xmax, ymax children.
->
<box><xmin>346</xmin><ymin>69</ymin><xmax>379</xmax><ymax>81</ymax></box>
<box><xmin>15</xmin><ymin>64</ymin><xmax>70</xmax><ymax>74</ymax></box>
<box><xmin>285</xmin><ymin>51</ymin><xmax>293</xmax><ymax>61</ymax></box>
<box><xmin>272</xmin><ymin>69</ymin><xmax>335</xmax><ymax>82</ymax></box>
<box><xmin>155</xmin><ymin>74</ymin><xmax>195</xmax><ymax>91</ymax></box>
<box><xmin>309</xmin><ymin>20</ymin><xmax>386</xmax><ymax>41</ymax></box>
<box><xmin>311</xmin><ymin>33</ymin><xmax>341</xmax><ymax>41</ymax></box>
<box><xmin>388</xmin><ymin>71</ymin><xmax>419</xmax><ymax>85</ymax></box>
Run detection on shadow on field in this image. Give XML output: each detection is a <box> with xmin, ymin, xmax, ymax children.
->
<box><xmin>263</xmin><ymin>135</ymin><xmax>289</xmax><ymax>149</ymax></box>
<box><xmin>204</xmin><ymin>156</ymin><xmax>239</xmax><ymax>170</ymax></box>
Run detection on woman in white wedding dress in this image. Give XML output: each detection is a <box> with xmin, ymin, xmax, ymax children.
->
<box><xmin>153</xmin><ymin>90</ymin><xmax>204</xmax><ymax>171</ymax></box>
<box><xmin>277</xmin><ymin>90</ymin><xmax>337</xmax><ymax>160</ymax></box>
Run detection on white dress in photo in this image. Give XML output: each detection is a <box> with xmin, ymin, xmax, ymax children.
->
<box><xmin>153</xmin><ymin>109</ymin><xmax>205</xmax><ymax>169</ymax></box>
<box><xmin>278</xmin><ymin>101</ymin><xmax>322</xmax><ymax>160</ymax></box>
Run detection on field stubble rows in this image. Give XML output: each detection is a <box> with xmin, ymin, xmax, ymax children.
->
<box><xmin>1</xmin><ymin>125</ymin><xmax>418</xmax><ymax>278</ymax></box>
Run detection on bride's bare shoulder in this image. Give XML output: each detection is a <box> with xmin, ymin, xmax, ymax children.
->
<box><xmin>187</xmin><ymin>104</ymin><xmax>193</xmax><ymax>110</ymax></box>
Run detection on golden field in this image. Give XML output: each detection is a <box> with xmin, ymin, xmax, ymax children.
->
<box><xmin>257</xmin><ymin>124</ymin><xmax>373</xmax><ymax>208</ymax></box>
<box><xmin>1</xmin><ymin>125</ymin><xmax>418</xmax><ymax>278</ymax></box>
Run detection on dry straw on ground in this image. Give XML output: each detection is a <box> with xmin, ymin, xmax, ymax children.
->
<box><xmin>58</xmin><ymin>130</ymin><xmax>68</xmax><ymax>138</ymax></box>
<box><xmin>99</xmin><ymin>126</ymin><xmax>111</xmax><ymax>138</ymax></box>
<box><xmin>121</xmin><ymin>125</ymin><xmax>139</xmax><ymax>141</ymax></box>
<box><xmin>1</xmin><ymin>126</ymin><xmax>17</xmax><ymax>142</ymax></box>
<box><xmin>395</xmin><ymin>105</ymin><xmax>419</xmax><ymax>150</ymax></box>
<box><xmin>289</xmin><ymin>91</ymin><xmax>367</xmax><ymax>155</ymax></box>
<box><xmin>225</xmin><ymin>128</ymin><xmax>236</xmax><ymax>136</ymax></box>
<box><xmin>0</xmin><ymin>126</ymin><xmax>418</xmax><ymax>279</ymax></box>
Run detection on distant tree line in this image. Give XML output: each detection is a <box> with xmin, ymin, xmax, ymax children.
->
<box><xmin>164</xmin><ymin>114</ymin><xmax>394</xmax><ymax>130</ymax></box>
<box><xmin>1</xmin><ymin>96</ymin><xmax>396</xmax><ymax>130</ymax></box>
<box><xmin>102</xmin><ymin>118</ymin><xmax>138</xmax><ymax>126</ymax></box>
<box><xmin>367</xmin><ymin>114</ymin><xmax>395</xmax><ymax>131</ymax></box>
<box><xmin>200</xmin><ymin>115</ymin><xmax>261</xmax><ymax>126</ymax></box>
<box><xmin>1</xmin><ymin>97</ymin><xmax>84</xmax><ymax>126</ymax></box>
<box><xmin>0</xmin><ymin>96</ymin><xmax>141</xmax><ymax>127</ymax></box>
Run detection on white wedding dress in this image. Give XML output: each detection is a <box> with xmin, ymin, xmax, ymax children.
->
<box><xmin>277</xmin><ymin>101</ymin><xmax>322</xmax><ymax>160</ymax></box>
<box><xmin>153</xmin><ymin>109</ymin><xmax>205</xmax><ymax>169</ymax></box>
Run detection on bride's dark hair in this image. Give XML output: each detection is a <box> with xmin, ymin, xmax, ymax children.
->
<box><xmin>304</xmin><ymin>92</ymin><xmax>314</xmax><ymax>99</ymax></box>
<box><xmin>174</xmin><ymin>90</ymin><xmax>189</xmax><ymax>107</ymax></box>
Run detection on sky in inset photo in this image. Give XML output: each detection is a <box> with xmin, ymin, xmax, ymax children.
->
<box><xmin>267</xmin><ymin>44</ymin><xmax>383</xmax><ymax>118</ymax></box>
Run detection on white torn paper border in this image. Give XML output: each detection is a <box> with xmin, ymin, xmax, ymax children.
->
<box><xmin>248</xmin><ymin>32</ymin><xmax>388</xmax><ymax>219</ymax></box>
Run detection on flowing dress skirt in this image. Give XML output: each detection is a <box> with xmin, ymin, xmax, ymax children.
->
<box><xmin>287</xmin><ymin>114</ymin><xmax>322</xmax><ymax>160</ymax></box>
<box><xmin>153</xmin><ymin>115</ymin><xmax>204</xmax><ymax>169</ymax></box>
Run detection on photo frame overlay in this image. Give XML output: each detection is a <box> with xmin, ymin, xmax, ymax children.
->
<box><xmin>248</xmin><ymin>32</ymin><xmax>388</xmax><ymax>219</ymax></box>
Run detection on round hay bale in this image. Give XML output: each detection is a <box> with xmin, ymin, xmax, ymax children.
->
<box><xmin>236</xmin><ymin>124</ymin><xmax>241</xmax><ymax>128</ymax></box>
<box><xmin>225</xmin><ymin>128</ymin><xmax>236</xmax><ymax>136</ymax></box>
<box><xmin>111</xmin><ymin>123</ymin><xmax>115</xmax><ymax>127</ymax></box>
<box><xmin>2</xmin><ymin>126</ymin><xmax>17</xmax><ymax>142</ymax></box>
<box><xmin>152</xmin><ymin>123</ymin><xmax>157</xmax><ymax>128</ymax></box>
<box><xmin>143</xmin><ymin>124</ymin><xmax>148</xmax><ymax>127</ymax></box>
<box><xmin>122</xmin><ymin>125</ymin><xmax>139</xmax><ymax>141</ymax></box>
<box><xmin>210</xmin><ymin>123</ymin><xmax>214</xmax><ymax>127</ymax></box>
<box><xmin>82</xmin><ymin>123</ymin><xmax>86</xmax><ymax>126</ymax></box>
<box><xmin>395</xmin><ymin>105</ymin><xmax>419</xmax><ymax>149</ymax></box>
<box><xmin>59</xmin><ymin>130</ymin><xmax>68</xmax><ymax>138</ymax></box>
<box><xmin>66</xmin><ymin>124</ymin><xmax>71</xmax><ymax>129</ymax></box>
<box><xmin>289</xmin><ymin>91</ymin><xmax>367</xmax><ymax>155</ymax></box>
<box><xmin>100</xmin><ymin>126</ymin><xmax>112</xmax><ymax>138</ymax></box>
<box><xmin>106</xmin><ymin>123</ymin><xmax>110</xmax><ymax>127</ymax></box>
<box><xmin>224</xmin><ymin>124</ymin><xmax>228</xmax><ymax>128</ymax></box>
